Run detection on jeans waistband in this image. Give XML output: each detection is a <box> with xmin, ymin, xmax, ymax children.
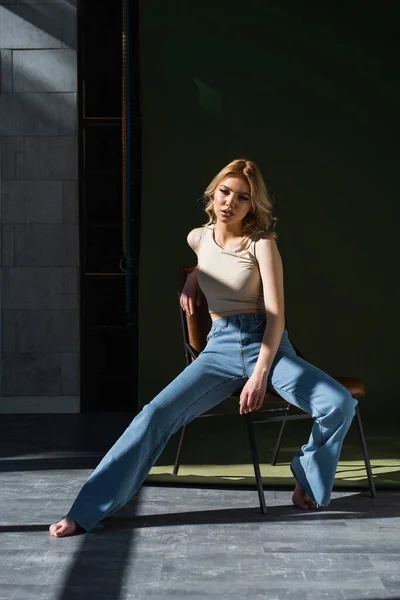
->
<box><xmin>212</xmin><ymin>312</ymin><xmax>266</xmax><ymax>326</ymax></box>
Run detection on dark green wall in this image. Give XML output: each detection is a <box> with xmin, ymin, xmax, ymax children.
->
<box><xmin>138</xmin><ymin>1</ymin><xmax>399</xmax><ymax>421</ymax></box>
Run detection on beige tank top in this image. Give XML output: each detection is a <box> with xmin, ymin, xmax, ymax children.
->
<box><xmin>197</xmin><ymin>225</ymin><xmax>265</xmax><ymax>314</ymax></box>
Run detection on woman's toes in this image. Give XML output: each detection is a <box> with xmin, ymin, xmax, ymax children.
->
<box><xmin>292</xmin><ymin>491</ymin><xmax>308</xmax><ymax>509</ymax></box>
<box><xmin>303</xmin><ymin>494</ymin><xmax>317</xmax><ymax>509</ymax></box>
<box><xmin>292</xmin><ymin>483</ymin><xmax>319</xmax><ymax>510</ymax></box>
<box><xmin>53</xmin><ymin>525</ymin><xmax>66</xmax><ymax>537</ymax></box>
<box><xmin>49</xmin><ymin>518</ymin><xmax>77</xmax><ymax>537</ymax></box>
<box><xmin>293</xmin><ymin>498</ymin><xmax>309</xmax><ymax>509</ymax></box>
<box><xmin>49</xmin><ymin>524</ymin><xmax>60</xmax><ymax>537</ymax></box>
<box><xmin>49</xmin><ymin>523</ymin><xmax>59</xmax><ymax>535</ymax></box>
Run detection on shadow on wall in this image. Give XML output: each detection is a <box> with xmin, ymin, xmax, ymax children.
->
<box><xmin>0</xmin><ymin>92</ymin><xmax>76</xmax><ymax>137</ymax></box>
<box><xmin>0</xmin><ymin>0</ymin><xmax>76</xmax><ymax>49</ymax></box>
<box><xmin>0</xmin><ymin>0</ymin><xmax>77</xmax><ymax>150</ymax></box>
<box><xmin>0</xmin><ymin>6</ymin><xmax>76</xmax><ymax>134</ymax></box>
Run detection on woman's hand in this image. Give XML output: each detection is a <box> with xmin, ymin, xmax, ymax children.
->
<box><xmin>239</xmin><ymin>371</ymin><xmax>268</xmax><ymax>414</ymax></box>
<box><xmin>180</xmin><ymin>273</ymin><xmax>201</xmax><ymax>316</ymax></box>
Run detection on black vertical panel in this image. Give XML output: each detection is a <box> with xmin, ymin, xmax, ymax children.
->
<box><xmin>78</xmin><ymin>0</ymin><xmax>141</xmax><ymax>413</ymax></box>
<box><xmin>128</xmin><ymin>0</ymin><xmax>142</xmax><ymax>412</ymax></box>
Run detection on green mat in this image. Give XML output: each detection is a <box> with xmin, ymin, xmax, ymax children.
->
<box><xmin>147</xmin><ymin>416</ymin><xmax>400</xmax><ymax>489</ymax></box>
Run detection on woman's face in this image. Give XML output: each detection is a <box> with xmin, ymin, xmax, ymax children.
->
<box><xmin>213</xmin><ymin>176</ymin><xmax>252</xmax><ymax>226</ymax></box>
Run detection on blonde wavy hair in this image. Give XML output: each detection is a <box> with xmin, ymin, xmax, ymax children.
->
<box><xmin>203</xmin><ymin>158</ymin><xmax>278</xmax><ymax>252</ymax></box>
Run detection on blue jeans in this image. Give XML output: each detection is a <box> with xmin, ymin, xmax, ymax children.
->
<box><xmin>66</xmin><ymin>313</ymin><xmax>357</xmax><ymax>531</ymax></box>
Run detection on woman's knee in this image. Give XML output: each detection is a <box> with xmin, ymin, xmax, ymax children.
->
<box><xmin>142</xmin><ymin>397</ymin><xmax>170</xmax><ymax>424</ymax></box>
<box><xmin>325</xmin><ymin>387</ymin><xmax>357</xmax><ymax>427</ymax></box>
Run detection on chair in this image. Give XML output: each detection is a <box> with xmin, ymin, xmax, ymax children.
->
<box><xmin>173</xmin><ymin>266</ymin><xmax>376</xmax><ymax>513</ymax></box>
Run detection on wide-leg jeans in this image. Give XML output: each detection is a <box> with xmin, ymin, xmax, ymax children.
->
<box><xmin>66</xmin><ymin>313</ymin><xmax>357</xmax><ymax>531</ymax></box>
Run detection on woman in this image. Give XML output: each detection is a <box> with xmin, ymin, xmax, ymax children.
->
<box><xmin>49</xmin><ymin>159</ymin><xmax>356</xmax><ymax>537</ymax></box>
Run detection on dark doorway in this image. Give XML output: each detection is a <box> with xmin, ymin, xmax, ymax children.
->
<box><xmin>78</xmin><ymin>0</ymin><xmax>141</xmax><ymax>413</ymax></box>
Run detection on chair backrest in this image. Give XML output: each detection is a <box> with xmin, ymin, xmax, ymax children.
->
<box><xmin>178</xmin><ymin>266</ymin><xmax>211</xmax><ymax>360</ymax></box>
<box><xmin>178</xmin><ymin>265</ymin><xmax>306</xmax><ymax>362</ymax></box>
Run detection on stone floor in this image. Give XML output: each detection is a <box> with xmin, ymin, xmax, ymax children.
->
<box><xmin>0</xmin><ymin>415</ymin><xmax>399</xmax><ymax>600</ymax></box>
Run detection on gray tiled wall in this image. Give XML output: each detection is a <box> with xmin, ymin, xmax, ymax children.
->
<box><xmin>0</xmin><ymin>0</ymin><xmax>79</xmax><ymax>412</ymax></box>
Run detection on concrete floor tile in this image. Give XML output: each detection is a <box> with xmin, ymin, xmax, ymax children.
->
<box><xmin>342</xmin><ymin>590</ymin><xmax>394</xmax><ymax>599</ymax></box>
<box><xmin>303</xmin><ymin>569</ymin><xmax>385</xmax><ymax>590</ymax></box>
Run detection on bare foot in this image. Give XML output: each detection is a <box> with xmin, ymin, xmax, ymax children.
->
<box><xmin>292</xmin><ymin>483</ymin><xmax>318</xmax><ymax>510</ymax></box>
<box><xmin>49</xmin><ymin>517</ymin><xmax>78</xmax><ymax>537</ymax></box>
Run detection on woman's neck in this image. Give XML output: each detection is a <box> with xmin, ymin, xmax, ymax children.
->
<box><xmin>214</xmin><ymin>221</ymin><xmax>243</xmax><ymax>241</ymax></box>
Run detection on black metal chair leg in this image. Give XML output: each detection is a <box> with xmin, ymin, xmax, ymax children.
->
<box><xmin>173</xmin><ymin>424</ymin><xmax>187</xmax><ymax>475</ymax></box>
<box><xmin>245</xmin><ymin>413</ymin><xmax>267</xmax><ymax>514</ymax></box>
<box><xmin>354</xmin><ymin>404</ymin><xmax>377</xmax><ymax>498</ymax></box>
<box><xmin>271</xmin><ymin>405</ymin><xmax>290</xmax><ymax>465</ymax></box>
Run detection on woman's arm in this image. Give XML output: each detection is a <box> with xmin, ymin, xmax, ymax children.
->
<box><xmin>254</xmin><ymin>233</ymin><xmax>285</xmax><ymax>376</ymax></box>
<box><xmin>239</xmin><ymin>233</ymin><xmax>285</xmax><ymax>414</ymax></box>
<box><xmin>180</xmin><ymin>228</ymin><xmax>203</xmax><ymax>315</ymax></box>
<box><xmin>185</xmin><ymin>228</ymin><xmax>201</xmax><ymax>281</ymax></box>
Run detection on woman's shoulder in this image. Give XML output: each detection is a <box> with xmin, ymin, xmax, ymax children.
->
<box><xmin>187</xmin><ymin>226</ymin><xmax>208</xmax><ymax>254</ymax></box>
<box><xmin>249</xmin><ymin>230</ymin><xmax>277</xmax><ymax>261</ymax></box>
<box><xmin>253</xmin><ymin>230</ymin><xmax>276</xmax><ymax>245</ymax></box>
